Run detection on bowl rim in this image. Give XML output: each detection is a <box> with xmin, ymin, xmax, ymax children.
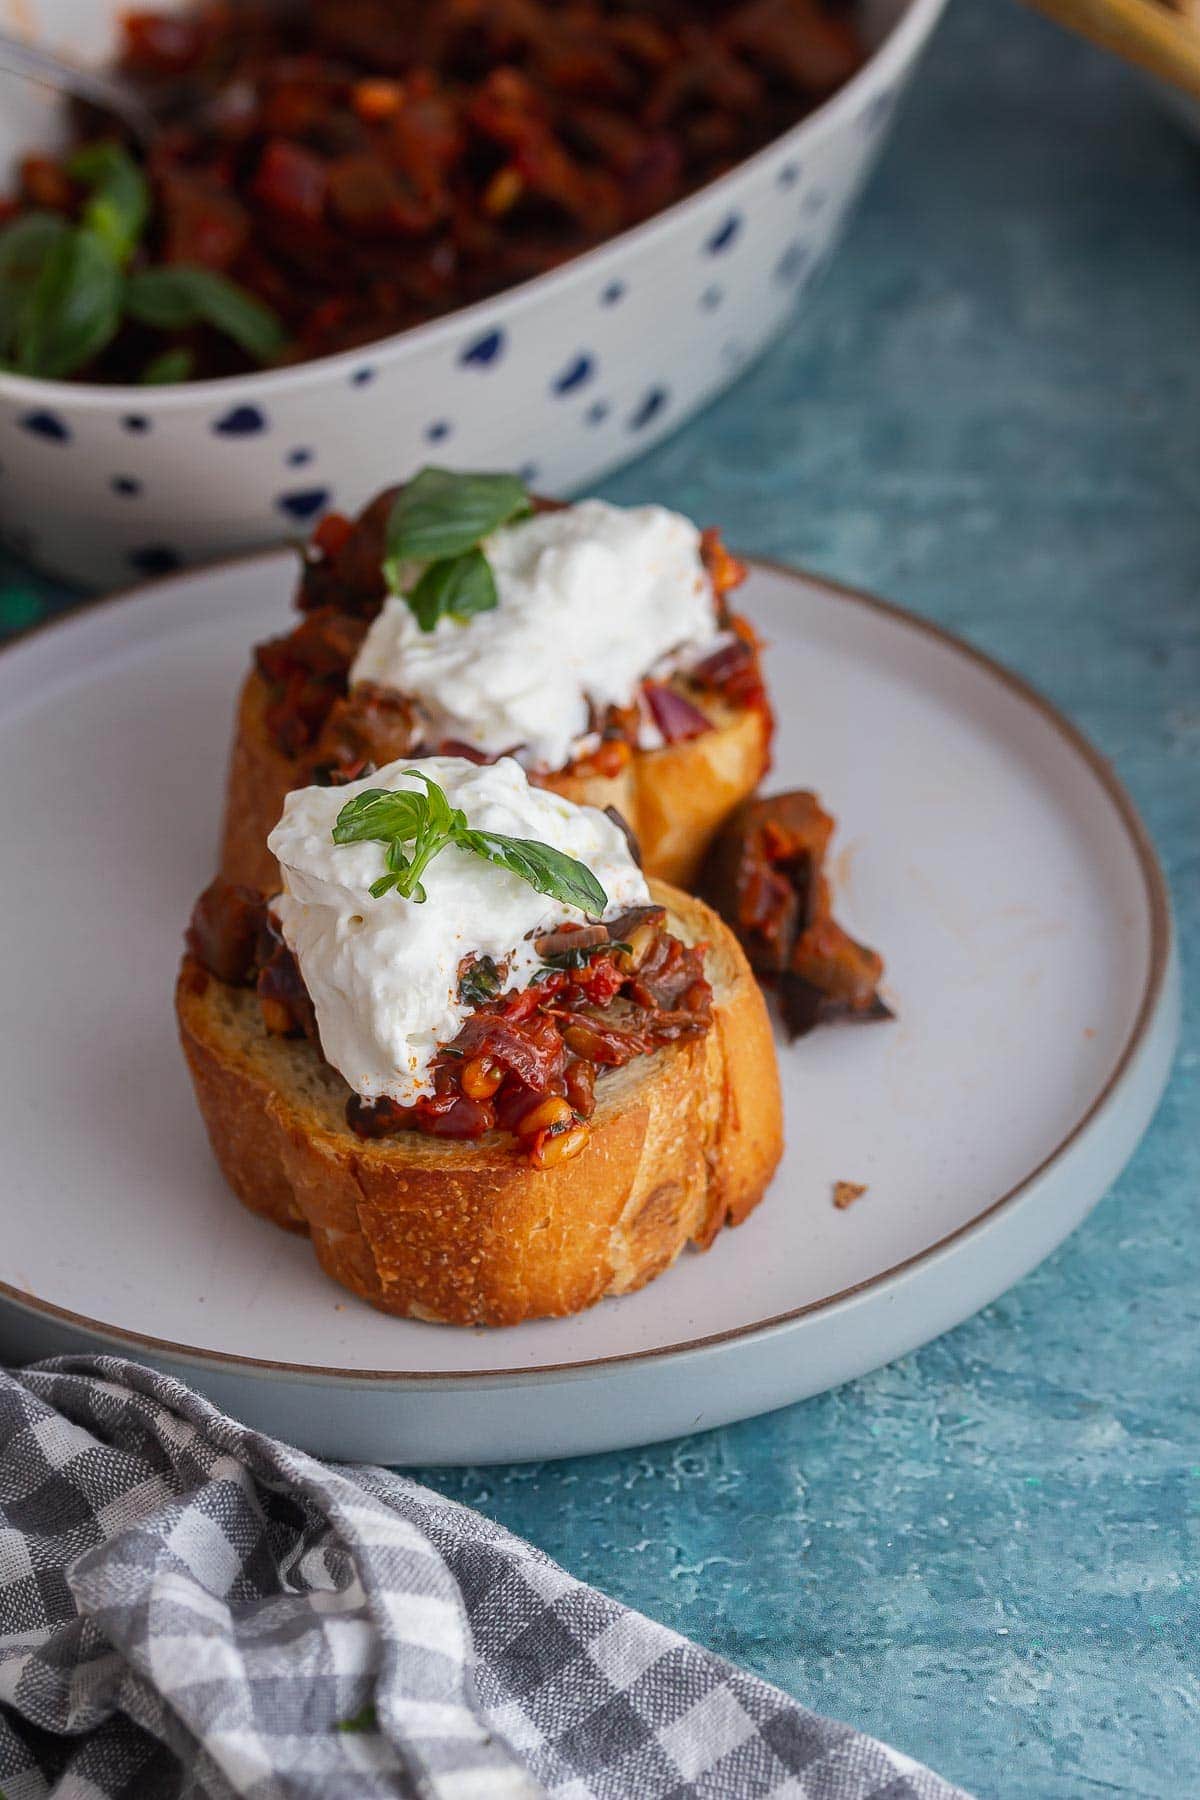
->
<box><xmin>0</xmin><ymin>0</ymin><xmax>947</xmax><ymax>410</ymax></box>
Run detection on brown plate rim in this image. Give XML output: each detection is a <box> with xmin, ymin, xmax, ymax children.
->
<box><xmin>0</xmin><ymin>549</ymin><xmax>1174</xmax><ymax>1386</ymax></box>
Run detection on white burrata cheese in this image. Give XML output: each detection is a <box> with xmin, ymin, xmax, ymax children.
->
<box><xmin>267</xmin><ymin>755</ymin><xmax>650</xmax><ymax>1105</ymax></box>
<box><xmin>348</xmin><ymin>498</ymin><xmax>723</xmax><ymax>770</ymax></box>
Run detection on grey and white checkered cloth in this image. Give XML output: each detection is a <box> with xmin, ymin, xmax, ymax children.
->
<box><xmin>0</xmin><ymin>1357</ymin><xmax>970</xmax><ymax>1800</ymax></box>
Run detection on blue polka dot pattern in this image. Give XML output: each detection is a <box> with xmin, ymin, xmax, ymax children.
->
<box><xmin>629</xmin><ymin>388</ymin><xmax>668</xmax><ymax>431</ymax></box>
<box><xmin>459</xmin><ymin>328</ymin><xmax>505</xmax><ymax>368</ymax></box>
<box><xmin>351</xmin><ymin>367</ymin><xmax>376</xmax><ymax>386</ymax></box>
<box><xmin>777</xmin><ymin>162</ymin><xmax>801</xmax><ymax>189</ymax></box>
<box><xmin>551</xmin><ymin>354</ymin><xmax>595</xmax><ymax>397</ymax></box>
<box><xmin>276</xmin><ymin>487</ymin><xmax>330</xmax><ymax>522</ymax></box>
<box><xmin>774</xmin><ymin>242</ymin><xmax>810</xmax><ymax>286</ymax></box>
<box><xmin>214</xmin><ymin>405</ymin><xmax>267</xmax><ymax>437</ymax></box>
<box><xmin>121</xmin><ymin>414</ymin><xmax>150</xmax><ymax>433</ymax></box>
<box><xmin>129</xmin><ymin>545</ymin><xmax>181</xmax><ymax>576</ymax></box>
<box><xmin>600</xmin><ymin>281</ymin><xmax>625</xmax><ymax>306</ymax></box>
<box><xmin>859</xmin><ymin>89</ymin><xmax>896</xmax><ymax>134</ymax></box>
<box><xmin>705</xmin><ymin>215</ymin><xmax>742</xmax><ymax>255</ymax></box>
<box><xmin>286</xmin><ymin>448</ymin><xmax>313</xmax><ymax>467</ymax></box>
<box><xmin>699</xmin><ymin>286</ymin><xmax>723</xmax><ymax>312</ymax></box>
<box><xmin>19</xmin><ymin>411</ymin><xmax>69</xmax><ymax>443</ymax></box>
<box><xmin>585</xmin><ymin>401</ymin><xmax>609</xmax><ymax>426</ymax></box>
<box><xmin>425</xmin><ymin>421</ymin><xmax>452</xmax><ymax>443</ymax></box>
<box><xmin>112</xmin><ymin>476</ymin><xmax>142</xmax><ymax>497</ymax></box>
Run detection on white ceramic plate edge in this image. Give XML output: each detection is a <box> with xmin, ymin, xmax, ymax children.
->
<box><xmin>0</xmin><ymin>937</ymin><xmax>1178</xmax><ymax>1462</ymax></box>
<box><xmin>0</xmin><ymin>558</ymin><xmax>1179</xmax><ymax>1462</ymax></box>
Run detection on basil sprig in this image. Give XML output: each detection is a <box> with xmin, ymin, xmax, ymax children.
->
<box><xmin>70</xmin><ymin>142</ymin><xmax>149</xmax><ymax>264</ymax></box>
<box><xmin>124</xmin><ymin>265</ymin><xmax>285</xmax><ymax>365</ymax></box>
<box><xmin>383</xmin><ymin>467</ymin><xmax>532</xmax><ymax>632</ymax></box>
<box><xmin>405</xmin><ymin>546</ymin><xmax>497</xmax><ymax>632</ymax></box>
<box><xmin>141</xmin><ymin>346</ymin><xmax>195</xmax><ymax>385</ymax></box>
<box><xmin>14</xmin><ymin>225</ymin><xmax>122</xmax><ymax>379</ymax></box>
<box><xmin>0</xmin><ymin>215</ymin><xmax>69</xmax><ymax>337</ymax></box>
<box><xmin>0</xmin><ymin>141</ymin><xmax>285</xmax><ymax>381</ymax></box>
<box><xmin>332</xmin><ymin>769</ymin><xmax>608</xmax><ymax>914</ymax></box>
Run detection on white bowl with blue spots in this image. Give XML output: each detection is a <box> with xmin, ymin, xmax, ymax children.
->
<box><xmin>0</xmin><ymin>0</ymin><xmax>947</xmax><ymax>590</ymax></box>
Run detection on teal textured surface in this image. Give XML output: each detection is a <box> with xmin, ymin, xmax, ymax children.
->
<box><xmin>3</xmin><ymin>0</ymin><xmax>1197</xmax><ymax>1793</ymax></box>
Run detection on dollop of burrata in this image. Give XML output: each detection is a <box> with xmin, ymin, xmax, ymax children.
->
<box><xmin>267</xmin><ymin>754</ymin><xmax>649</xmax><ymax>1104</ymax></box>
<box><xmin>349</xmin><ymin>498</ymin><xmax>722</xmax><ymax>770</ymax></box>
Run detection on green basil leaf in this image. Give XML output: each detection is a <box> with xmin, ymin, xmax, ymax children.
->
<box><xmin>68</xmin><ymin>142</ymin><xmax>149</xmax><ymax>265</ymax></box>
<box><xmin>406</xmin><ymin>548</ymin><xmax>498</xmax><ymax>633</ymax></box>
<box><xmin>330</xmin><ymin>769</ymin><xmax>606</xmax><ymax>916</ymax></box>
<box><xmin>15</xmin><ymin>227</ymin><xmax>122</xmax><ymax>378</ymax></box>
<box><xmin>125</xmin><ymin>265</ymin><xmax>286</xmax><ymax>364</ymax></box>
<box><xmin>369</xmin><ymin>840</ymin><xmax>417</xmax><ymax>898</ymax></box>
<box><xmin>458</xmin><ymin>953</ymin><xmax>502</xmax><ymax>1006</ymax></box>
<box><xmin>331</xmin><ymin>786</ymin><xmax>428</xmax><ymax>846</ymax></box>
<box><xmin>141</xmin><ymin>345</ymin><xmax>195</xmax><ymax>384</ymax></box>
<box><xmin>384</xmin><ymin>467</ymin><xmax>531</xmax><ymax>573</ymax></box>
<box><xmin>455</xmin><ymin>830</ymin><xmax>608</xmax><ymax>915</ymax></box>
<box><xmin>0</xmin><ymin>212</ymin><xmax>69</xmax><ymax>355</ymax></box>
<box><xmin>401</xmin><ymin>768</ymin><xmax>457</xmax><ymax>838</ymax></box>
<box><xmin>543</xmin><ymin>939</ymin><xmax>629</xmax><ymax>971</ymax></box>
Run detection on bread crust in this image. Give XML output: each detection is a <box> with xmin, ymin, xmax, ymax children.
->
<box><xmin>219</xmin><ymin>674</ymin><xmax>301</xmax><ymax>897</ymax></box>
<box><xmin>219</xmin><ymin>670</ymin><xmax>771</xmax><ymax>895</ymax></box>
<box><xmin>177</xmin><ymin>882</ymin><xmax>783</xmax><ymax>1326</ymax></box>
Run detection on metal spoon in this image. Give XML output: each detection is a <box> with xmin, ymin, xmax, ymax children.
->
<box><xmin>0</xmin><ymin>31</ymin><xmax>157</xmax><ymax>144</ymax></box>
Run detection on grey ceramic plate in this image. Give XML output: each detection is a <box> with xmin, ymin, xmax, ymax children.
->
<box><xmin>0</xmin><ymin>556</ymin><xmax>1178</xmax><ymax>1462</ymax></box>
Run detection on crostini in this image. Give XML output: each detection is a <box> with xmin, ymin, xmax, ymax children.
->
<box><xmin>183</xmin><ymin>756</ymin><xmax>783</xmax><ymax>1327</ymax></box>
<box><xmin>220</xmin><ymin>469</ymin><xmax>772</xmax><ymax>895</ymax></box>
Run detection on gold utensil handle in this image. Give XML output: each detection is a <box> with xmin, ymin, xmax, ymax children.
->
<box><xmin>1027</xmin><ymin>0</ymin><xmax>1200</xmax><ymax>101</ymax></box>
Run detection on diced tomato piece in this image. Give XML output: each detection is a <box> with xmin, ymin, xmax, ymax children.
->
<box><xmin>415</xmin><ymin>1091</ymin><xmax>495</xmax><ymax>1138</ymax></box>
<box><xmin>20</xmin><ymin>156</ymin><xmax>74</xmax><ymax>212</ymax></box>
<box><xmin>311</xmin><ymin>513</ymin><xmax>353</xmax><ymax>558</ymax></box>
<box><xmin>700</xmin><ymin>527</ymin><xmax>748</xmax><ymax>597</ymax></box>
<box><xmin>572</xmin><ymin>956</ymin><xmax>625</xmax><ymax>1007</ymax></box>
<box><xmin>577</xmin><ymin>737</ymin><xmax>631</xmax><ymax>779</ymax></box>
<box><xmin>251</xmin><ymin>140</ymin><xmax>328</xmax><ymax>225</ymax></box>
<box><xmin>159</xmin><ymin>172</ymin><xmax>249</xmax><ymax>270</ymax></box>
<box><xmin>122</xmin><ymin>11</ymin><xmax>207</xmax><ymax>75</ymax></box>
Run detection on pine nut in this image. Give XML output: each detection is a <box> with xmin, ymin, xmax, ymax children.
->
<box><xmin>515</xmin><ymin>1095</ymin><xmax>574</xmax><ymax>1139</ymax></box>
<box><xmin>616</xmin><ymin>919</ymin><xmax>658</xmax><ymax>973</ymax></box>
<box><xmin>352</xmin><ymin>79</ymin><xmax>403</xmax><ymax>120</ymax></box>
<box><xmin>531</xmin><ymin>1121</ymin><xmax>590</xmax><ymax>1169</ymax></box>
<box><xmin>461</xmin><ymin>1055</ymin><xmax>503</xmax><ymax>1100</ymax></box>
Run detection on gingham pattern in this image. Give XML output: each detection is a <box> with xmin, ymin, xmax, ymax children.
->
<box><xmin>0</xmin><ymin>1358</ymin><xmax>971</xmax><ymax>1800</ymax></box>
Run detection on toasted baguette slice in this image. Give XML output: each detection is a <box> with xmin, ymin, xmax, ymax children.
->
<box><xmin>177</xmin><ymin>881</ymin><xmax>783</xmax><ymax>1327</ymax></box>
<box><xmin>219</xmin><ymin>670</ymin><xmax>771</xmax><ymax>896</ymax></box>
